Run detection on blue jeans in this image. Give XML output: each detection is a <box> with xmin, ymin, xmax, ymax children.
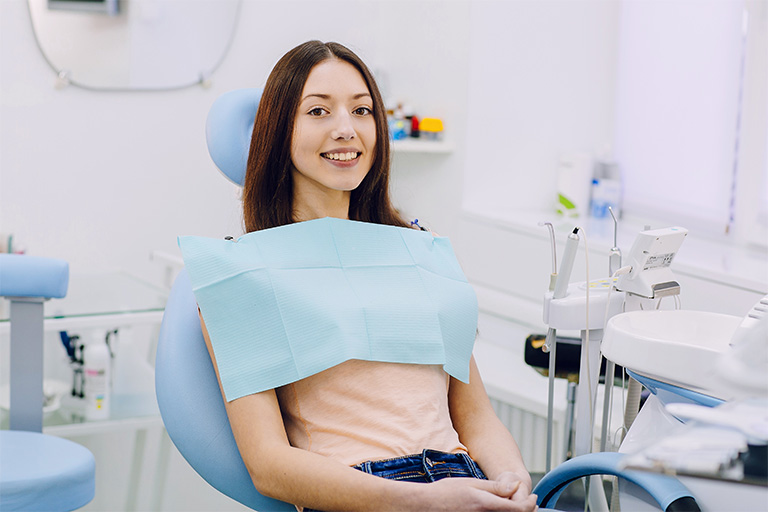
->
<box><xmin>304</xmin><ymin>449</ymin><xmax>487</xmax><ymax>512</ymax></box>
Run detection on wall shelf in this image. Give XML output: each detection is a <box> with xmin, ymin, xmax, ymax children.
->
<box><xmin>391</xmin><ymin>139</ymin><xmax>453</xmax><ymax>154</ymax></box>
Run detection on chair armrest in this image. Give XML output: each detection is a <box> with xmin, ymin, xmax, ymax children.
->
<box><xmin>533</xmin><ymin>452</ymin><xmax>698</xmax><ymax>511</ymax></box>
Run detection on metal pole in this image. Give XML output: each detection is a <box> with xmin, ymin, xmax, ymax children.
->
<box><xmin>9</xmin><ymin>297</ymin><xmax>46</xmax><ymax>432</ymax></box>
<box><xmin>545</xmin><ymin>328</ymin><xmax>557</xmax><ymax>473</ymax></box>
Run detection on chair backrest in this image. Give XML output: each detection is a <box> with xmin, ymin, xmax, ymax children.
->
<box><xmin>155</xmin><ymin>89</ymin><xmax>294</xmax><ymax>511</ymax></box>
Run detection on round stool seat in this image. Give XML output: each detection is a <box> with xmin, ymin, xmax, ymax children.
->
<box><xmin>0</xmin><ymin>430</ymin><xmax>95</xmax><ymax>511</ymax></box>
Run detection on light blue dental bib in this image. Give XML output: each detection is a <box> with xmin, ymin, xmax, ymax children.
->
<box><xmin>178</xmin><ymin>217</ymin><xmax>478</xmax><ymax>402</ymax></box>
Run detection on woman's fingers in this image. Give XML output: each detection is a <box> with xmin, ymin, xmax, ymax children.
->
<box><xmin>489</xmin><ymin>479</ymin><xmax>520</xmax><ymax>498</ymax></box>
<box><xmin>427</xmin><ymin>478</ymin><xmax>538</xmax><ymax>511</ymax></box>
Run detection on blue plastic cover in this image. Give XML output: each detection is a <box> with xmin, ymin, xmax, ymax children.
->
<box><xmin>156</xmin><ymin>269</ymin><xmax>295</xmax><ymax>511</ymax></box>
<box><xmin>205</xmin><ymin>88</ymin><xmax>261</xmax><ymax>186</ymax></box>
<box><xmin>533</xmin><ymin>452</ymin><xmax>695</xmax><ymax>511</ymax></box>
<box><xmin>0</xmin><ymin>430</ymin><xmax>95</xmax><ymax>511</ymax></box>
<box><xmin>178</xmin><ymin>217</ymin><xmax>478</xmax><ymax>402</ymax></box>
<box><xmin>0</xmin><ymin>254</ymin><xmax>68</xmax><ymax>299</ymax></box>
<box><xmin>628</xmin><ymin>370</ymin><xmax>723</xmax><ymax>408</ymax></box>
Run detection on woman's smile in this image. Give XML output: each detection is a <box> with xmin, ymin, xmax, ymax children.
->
<box><xmin>320</xmin><ymin>148</ymin><xmax>363</xmax><ymax>167</ymax></box>
<box><xmin>321</xmin><ymin>150</ymin><xmax>361</xmax><ymax>163</ymax></box>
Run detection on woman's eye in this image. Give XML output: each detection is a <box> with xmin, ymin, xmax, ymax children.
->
<box><xmin>308</xmin><ymin>107</ymin><xmax>327</xmax><ymax>116</ymax></box>
<box><xmin>353</xmin><ymin>106</ymin><xmax>373</xmax><ymax>116</ymax></box>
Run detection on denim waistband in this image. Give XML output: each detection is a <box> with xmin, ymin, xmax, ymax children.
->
<box><xmin>352</xmin><ymin>449</ymin><xmax>487</xmax><ymax>482</ymax></box>
<box><xmin>303</xmin><ymin>451</ymin><xmax>487</xmax><ymax>512</ymax></box>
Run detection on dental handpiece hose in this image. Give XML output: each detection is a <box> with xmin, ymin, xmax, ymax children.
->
<box><xmin>546</xmin><ymin>227</ymin><xmax>579</xmax><ymax>472</ymax></box>
<box><xmin>608</xmin><ymin>206</ymin><xmax>622</xmax><ymax>277</ymax></box>
<box><xmin>541</xmin><ymin>221</ymin><xmax>559</xmax><ymax>473</ymax></box>
<box><xmin>545</xmin><ymin>327</ymin><xmax>556</xmax><ymax>473</ymax></box>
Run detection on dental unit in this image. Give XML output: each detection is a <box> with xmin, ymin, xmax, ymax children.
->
<box><xmin>540</xmin><ymin>216</ymin><xmax>768</xmax><ymax>511</ymax></box>
<box><xmin>541</xmin><ymin>220</ymin><xmax>690</xmax><ymax>510</ymax></box>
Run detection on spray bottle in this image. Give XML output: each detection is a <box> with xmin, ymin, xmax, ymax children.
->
<box><xmin>83</xmin><ymin>331</ymin><xmax>111</xmax><ymax>420</ymax></box>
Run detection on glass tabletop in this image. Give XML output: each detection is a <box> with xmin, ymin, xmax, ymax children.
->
<box><xmin>0</xmin><ymin>392</ymin><xmax>161</xmax><ymax>432</ymax></box>
<box><xmin>0</xmin><ymin>271</ymin><xmax>169</xmax><ymax>321</ymax></box>
<box><xmin>0</xmin><ymin>271</ymin><xmax>169</xmax><ymax>430</ymax></box>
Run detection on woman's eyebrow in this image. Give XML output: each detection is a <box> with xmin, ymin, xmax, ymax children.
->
<box><xmin>301</xmin><ymin>92</ymin><xmax>372</xmax><ymax>102</ymax></box>
<box><xmin>302</xmin><ymin>93</ymin><xmax>330</xmax><ymax>101</ymax></box>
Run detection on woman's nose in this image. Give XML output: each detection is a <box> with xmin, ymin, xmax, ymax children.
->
<box><xmin>331</xmin><ymin>112</ymin><xmax>356</xmax><ymax>141</ymax></box>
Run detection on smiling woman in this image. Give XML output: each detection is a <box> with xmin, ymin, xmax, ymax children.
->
<box><xmin>243</xmin><ymin>41</ymin><xmax>407</xmax><ymax>233</ymax></box>
<box><xmin>186</xmin><ymin>40</ymin><xmax>538</xmax><ymax>512</ymax></box>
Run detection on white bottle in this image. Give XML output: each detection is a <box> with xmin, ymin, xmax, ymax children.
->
<box><xmin>590</xmin><ymin>160</ymin><xmax>622</xmax><ymax>219</ymax></box>
<box><xmin>555</xmin><ymin>153</ymin><xmax>593</xmax><ymax>218</ymax></box>
<box><xmin>83</xmin><ymin>332</ymin><xmax>111</xmax><ymax>420</ymax></box>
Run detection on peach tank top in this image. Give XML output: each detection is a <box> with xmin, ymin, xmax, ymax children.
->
<box><xmin>275</xmin><ymin>359</ymin><xmax>467</xmax><ymax>467</ymax></box>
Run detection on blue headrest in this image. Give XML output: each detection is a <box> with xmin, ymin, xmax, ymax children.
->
<box><xmin>205</xmin><ymin>88</ymin><xmax>262</xmax><ymax>187</ymax></box>
<box><xmin>0</xmin><ymin>254</ymin><xmax>69</xmax><ymax>299</ymax></box>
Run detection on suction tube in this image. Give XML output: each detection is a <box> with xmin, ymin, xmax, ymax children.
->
<box><xmin>600</xmin><ymin>359</ymin><xmax>615</xmax><ymax>452</ymax></box>
<box><xmin>623</xmin><ymin>378</ymin><xmax>643</xmax><ymax>439</ymax></box>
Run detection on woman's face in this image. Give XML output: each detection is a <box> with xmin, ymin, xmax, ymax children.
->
<box><xmin>290</xmin><ymin>59</ymin><xmax>376</xmax><ymax>215</ymax></box>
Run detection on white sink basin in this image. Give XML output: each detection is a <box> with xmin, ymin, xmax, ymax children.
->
<box><xmin>602</xmin><ymin>310</ymin><xmax>742</xmax><ymax>399</ymax></box>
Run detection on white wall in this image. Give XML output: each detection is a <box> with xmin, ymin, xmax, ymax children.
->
<box><xmin>463</xmin><ymin>0</ymin><xmax>620</xmax><ymax>214</ymax></box>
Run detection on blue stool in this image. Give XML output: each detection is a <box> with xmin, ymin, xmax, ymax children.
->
<box><xmin>0</xmin><ymin>254</ymin><xmax>95</xmax><ymax>511</ymax></box>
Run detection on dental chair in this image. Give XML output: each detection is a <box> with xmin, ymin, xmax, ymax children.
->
<box><xmin>155</xmin><ymin>88</ymin><xmax>699</xmax><ymax>512</ymax></box>
<box><xmin>0</xmin><ymin>254</ymin><xmax>95</xmax><ymax>511</ymax></box>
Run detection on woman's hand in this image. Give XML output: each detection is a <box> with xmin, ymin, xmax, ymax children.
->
<box><xmin>495</xmin><ymin>471</ymin><xmax>537</xmax><ymax>509</ymax></box>
<box><xmin>414</xmin><ymin>477</ymin><xmax>538</xmax><ymax>512</ymax></box>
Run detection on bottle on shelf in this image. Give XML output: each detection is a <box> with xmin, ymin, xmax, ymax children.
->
<box><xmin>83</xmin><ymin>331</ymin><xmax>111</xmax><ymax>420</ymax></box>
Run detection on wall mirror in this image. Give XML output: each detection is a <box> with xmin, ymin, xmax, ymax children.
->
<box><xmin>28</xmin><ymin>0</ymin><xmax>241</xmax><ymax>91</ymax></box>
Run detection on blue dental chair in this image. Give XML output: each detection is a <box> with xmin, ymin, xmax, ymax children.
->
<box><xmin>155</xmin><ymin>89</ymin><xmax>699</xmax><ymax>511</ymax></box>
<box><xmin>0</xmin><ymin>254</ymin><xmax>95</xmax><ymax>511</ymax></box>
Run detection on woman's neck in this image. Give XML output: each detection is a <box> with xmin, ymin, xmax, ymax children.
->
<box><xmin>292</xmin><ymin>190</ymin><xmax>351</xmax><ymax>222</ymax></box>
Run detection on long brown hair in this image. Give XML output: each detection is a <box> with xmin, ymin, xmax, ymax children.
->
<box><xmin>243</xmin><ymin>40</ymin><xmax>409</xmax><ymax>232</ymax></box>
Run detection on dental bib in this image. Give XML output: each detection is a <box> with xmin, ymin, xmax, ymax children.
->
<box><xmin>178</xmin><ymin>217</ymin><xmax>478</xmax><ymax>402</ymax></box>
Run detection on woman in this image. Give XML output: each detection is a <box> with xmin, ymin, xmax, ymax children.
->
<box><xmin>199</xmin><ymin>40</ymin><xmax>537</xmax><ymax>512</ymax></box>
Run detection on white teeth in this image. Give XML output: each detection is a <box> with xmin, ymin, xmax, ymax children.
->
<box><xmin>324</xmin><ymin>152</ymin><xmax>358</xmax><ymax>161</ymax></box>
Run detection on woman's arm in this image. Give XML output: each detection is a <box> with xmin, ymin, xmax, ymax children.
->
<box><xmin>200</xmin><ymin>315</ymin><xmax>524</xmax><ymax>511</ymax></box>
<box><xmin>449</xmin><ymin>356</ymin><xmax>536</xmax><ymax>506</ymax></box>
